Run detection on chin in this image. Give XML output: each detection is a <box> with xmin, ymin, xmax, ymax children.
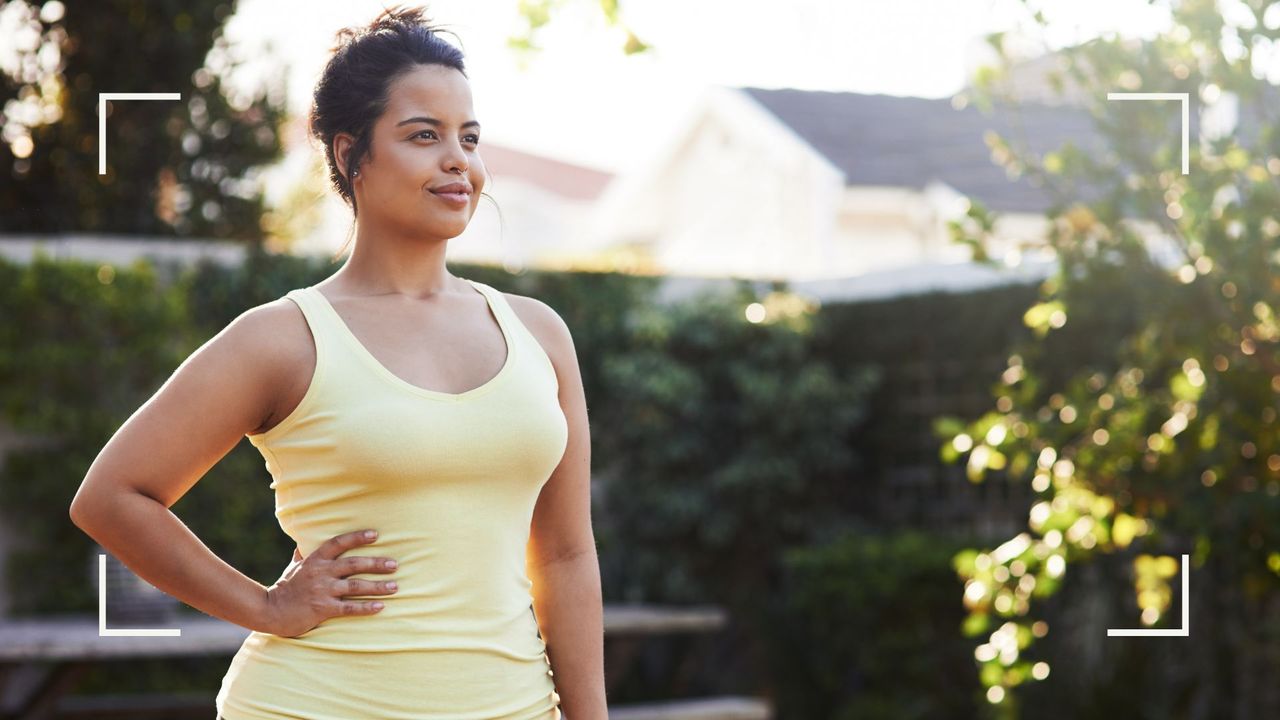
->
<box><xmin>422</xmin><ymin>210</ymin><xmax>466</xmax><ymax>230</ymax></box>
<box><xmin>436</xmin><ymin>220</ymin><xmax>469</xmax><ymax>239</ymax></box>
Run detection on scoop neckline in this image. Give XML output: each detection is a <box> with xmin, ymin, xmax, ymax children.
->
<box><xmin>307</xmin><ymin>277</ymin><xmax>516</xmax><ymax>402</ymax></box>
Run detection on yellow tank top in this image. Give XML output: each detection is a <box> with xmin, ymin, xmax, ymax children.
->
<box><xmin>216</xmin><ymin>278</ymin><xmax>567</xmax><ymax>720</ymax></box>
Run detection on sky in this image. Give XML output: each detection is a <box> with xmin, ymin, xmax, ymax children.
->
<box><xmin>216</xmin><ymin>0</ymin><xmax>1176</xmax><ymax>183</ymax></box>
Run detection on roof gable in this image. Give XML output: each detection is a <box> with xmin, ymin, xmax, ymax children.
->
<box><xmin>741</xmin><ymin>86</ymin><xmax>1121</xmax><ymax>213</ymax></box>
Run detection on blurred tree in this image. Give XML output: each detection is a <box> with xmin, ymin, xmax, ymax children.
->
<box><xmin>509</xmin><ymin>0</ymin><xmax>649</xmax><ymax>65</ymax></box>
<box><xmin>0</xmin><ymin>0</ymin><xmax>287</xmax><ymax>241</ymax></box>
<box><xmin>943</xmin><ymin>1</ymin><xmax>1280</xmax><ymax>717</ymax></box>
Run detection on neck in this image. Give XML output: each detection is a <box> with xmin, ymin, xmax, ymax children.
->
<box><xmin>331</xmin><ymin>225</ymin><xmax>463</xmax><ymax>299</ymax></box>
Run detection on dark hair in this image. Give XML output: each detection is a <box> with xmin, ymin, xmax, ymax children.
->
<box><xmin>308</xmin><ymin>4</ymin><xmax>492</xmax><ymax>263</ymax></box>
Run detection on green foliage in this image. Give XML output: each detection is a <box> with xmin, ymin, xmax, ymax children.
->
<box><xmin>0</xmin><ymin>252</ymin><xmax>189</xmax><ymax>439</ymax></box>
<box><xmin>764</xmin><ymin>528</ymin><xmax>985</xmax><ymax>720</ymax></box>
<box><xmin>593</xmin><ymin>283</ymin><xmax>880</xmax><ymax>606</ymax></box>
<box><xmin>946</xmin><ymin>2</ymin><xmax>1280</xmax><ymax>716</ymax></box>
<box><xmin>0</xmin><ymin>252</ymin><xmax>193</xmax><ymax>617</ymax></box>
<box><xmin>0</xmin><ymin>0</ymin><xmax>287</xmax><ymax>238</ymax></box>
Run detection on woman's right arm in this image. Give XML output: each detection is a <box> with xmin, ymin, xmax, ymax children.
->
<box><xmin>69</xmin><ymin>300</ymin><xmax>302</xmax><ymax>634</ymax></box>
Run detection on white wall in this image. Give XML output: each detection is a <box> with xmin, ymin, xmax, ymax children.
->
<box><xmin>590</xmin><ymin>86</ymin><xmax>847</xmax><ymax>280</ymax></box>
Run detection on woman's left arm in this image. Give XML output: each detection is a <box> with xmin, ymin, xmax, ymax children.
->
<box><xmin>522</xmin><ymin>297</ymin><xmax>608</xmax><ymax>720</ymax></box>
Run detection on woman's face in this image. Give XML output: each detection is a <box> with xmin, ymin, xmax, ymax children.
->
<box><xmin>340</xmin><ymin>63</ymin><xmax>485</xmax><ymax>240</ymax></box>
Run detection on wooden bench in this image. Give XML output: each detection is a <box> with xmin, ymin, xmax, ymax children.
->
<box><xmin>0</xmin><ymin>604</ymin><xmax>770</xmax><ymax>719</ymax></box>
<box><xmin>601</xmin><ymin>606</ymin><xmax>773</xmax><ymax>720</ymax></box>
<box><xmin>609</xmin><ymin>696</ymin><xmax>774</xmax><ymax>720</ymax></box>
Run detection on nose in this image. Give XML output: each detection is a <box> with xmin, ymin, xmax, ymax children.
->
<box><xmin>441</xmin><ymin>141</ymin><xmax>468</xmax><ymax>175</ymax></box>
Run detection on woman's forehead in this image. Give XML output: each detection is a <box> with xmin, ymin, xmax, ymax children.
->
<box><xmin>385</xmin><ymin>65</ymin><xmax>474</xmax><ymax>117</ymax></box>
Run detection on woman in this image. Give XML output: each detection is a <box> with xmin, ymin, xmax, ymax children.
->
<box><xmin>68</xmin><ymin>5</ymin><xmax>606</xmax><ymax>719</ymax></box>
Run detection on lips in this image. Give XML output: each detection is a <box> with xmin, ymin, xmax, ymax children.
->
<box><xmin>430</xmin><ymin>189</ymin><xmax>470</xmax><ymax>207</ymax></box>
<box><xmin>430</xmin><ymin>182</ymin><xmax>472</xmax><ymax>195</ymax></box>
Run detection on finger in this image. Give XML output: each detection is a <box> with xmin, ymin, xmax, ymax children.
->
<box><xmin>339</xmin><ymin>555</ymin><xmax>396</xmax><ymax>575</ymax></box>
<box><xmin>333</xmin><ymin>577</ymin><xmax>398</xmax><ymax>597</ymax></box>
<box><xmin>321</xmin><ymin>529</ymin><xmax>377</xmax><ymax>560</ymax></box>
<box><xmin>339</xmin><ymin>600</ymin><xmax>385</xmax><ymax>616</ymax></box>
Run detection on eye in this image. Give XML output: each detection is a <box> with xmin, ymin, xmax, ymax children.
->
<box><xmin>413</xmin><ymin>130</ymin><xmax>481</xmax><ymax>146</ymax></box>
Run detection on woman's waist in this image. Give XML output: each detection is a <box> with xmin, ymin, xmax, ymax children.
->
<box><xmin>328</xmin><ymin>553</ymin><xmax>534</xmax><ymax>611</ymax></box>
<box><xmin>257</xmin><ymin>597</ymin><xmax>546</xmax><ymax>654</ymax></box>
<box><xmin>224</xmin><ymin>629</ymin><xmax>559</xmax><ymax>719</ymax></box>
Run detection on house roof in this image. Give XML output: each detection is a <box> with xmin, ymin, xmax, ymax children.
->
<box><xmin>741</xmin><ymin>86</ymin><xmax>1119</xmax><ymax>213</ymax></box>
<box><xmin>479</xmin><ymin>143</ymin><xmax>614</xmax><ymax>202</ymax></box>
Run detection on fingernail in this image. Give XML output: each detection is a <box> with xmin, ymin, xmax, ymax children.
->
<box><xmin>365</xmin><ymin>530</ymin><xmax>376</xmax><ymax>539</ymax></box>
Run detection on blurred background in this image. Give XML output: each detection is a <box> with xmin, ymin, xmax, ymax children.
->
<box><xmin>2</xmin><ymin>0</ymin><xmax>1279</xmax><ymax>718</ymax></box>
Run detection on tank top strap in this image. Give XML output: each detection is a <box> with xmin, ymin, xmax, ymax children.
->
<box><xmin>465</xmin><ymin>279</ymin><xmax>560</xmax><ymax>388</ymax></box>
<box><xmin>465</xmin><ymin>279</ymin><xmax>514</xmax><ymax>325</ymax></box>
<box><xmin>280</xmin><ymin>286</ymin><xmax>344</xmax><ymax>369</ymax></box>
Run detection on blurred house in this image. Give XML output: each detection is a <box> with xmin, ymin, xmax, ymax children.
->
<box><xmin>589</xmin><ymin>83</ymin><xmax>1110</xmax><ymax>290</ymax></box>
<box><xmin>598</xmin><ymin>66</ymin><xmax>1256</xmax><ymax>305</ymax></box>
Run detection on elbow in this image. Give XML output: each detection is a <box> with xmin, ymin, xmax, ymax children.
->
<box><xmin>69</xmin><ymin>498</ymin><xmax>93</xmax><ymax>529</ymax></box>
<box><xmin>69</xmin><ymin>488</ymin><xmax>159</xmax><ymax>532</ymax></box>
<box><xmin>69</xmin><ymin>485</ymin><xmax>111</xmax><ymax>529</ymax></box>
<box><xmin>69</xmin><ymin>474</ymin><xmax>118</xmax><ymax>528</ymax></box>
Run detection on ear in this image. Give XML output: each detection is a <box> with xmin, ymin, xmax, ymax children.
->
<box><xmin>332</xmin><ymin>132</ymin><xmax>355</xmax><ymax>179</ymax></box>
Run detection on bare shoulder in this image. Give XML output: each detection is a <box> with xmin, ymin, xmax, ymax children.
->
<box><xmin>501</xmin><ymin>291</ymin><xmax>575</xmax><ymax>371</ymax></box>
<box><xmin>229</xmin><ymin>295</ymin><xmax>313</xmax><ymax>364</ymax></box>
<box><xmin>236</xmin><ymin>294</ymin><xmax>309</xmax><ymax>339</ymax></box>
<box><xmin>225</xmin><ymin>294</ymin><xmax>316</xmax><ymax>435</ymax></box>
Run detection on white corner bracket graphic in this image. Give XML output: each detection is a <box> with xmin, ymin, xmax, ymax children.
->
<box><xmin>99</xmin><ymin>554</ymin><xmax>181</xmax><ymax>637</ymax></box>
<box><xmin>1105</xmin><ymin>92</ymin><xmax>1190</xmax><ymax>175</ymax></box>
<box><xmin>98</xmin><ymin>92</ymin><xmax>182</xmax><ymax>175</ymax></box>
<box><xmin>1106</xmin><ymin>553</ymin><xmax>1190</xmax><ymax>637</ymax></box>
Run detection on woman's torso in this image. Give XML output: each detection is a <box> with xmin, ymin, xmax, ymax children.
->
<box><xmin>216</xmin><ymin>277</ymin><xmax>567</xmax><ymax>720</ymax></box>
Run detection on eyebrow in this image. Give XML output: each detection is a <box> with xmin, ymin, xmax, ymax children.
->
<box><xmin>396</xmin><ymin>116</ymin><xmax>481</xmax><ymax>131</ymax></box>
